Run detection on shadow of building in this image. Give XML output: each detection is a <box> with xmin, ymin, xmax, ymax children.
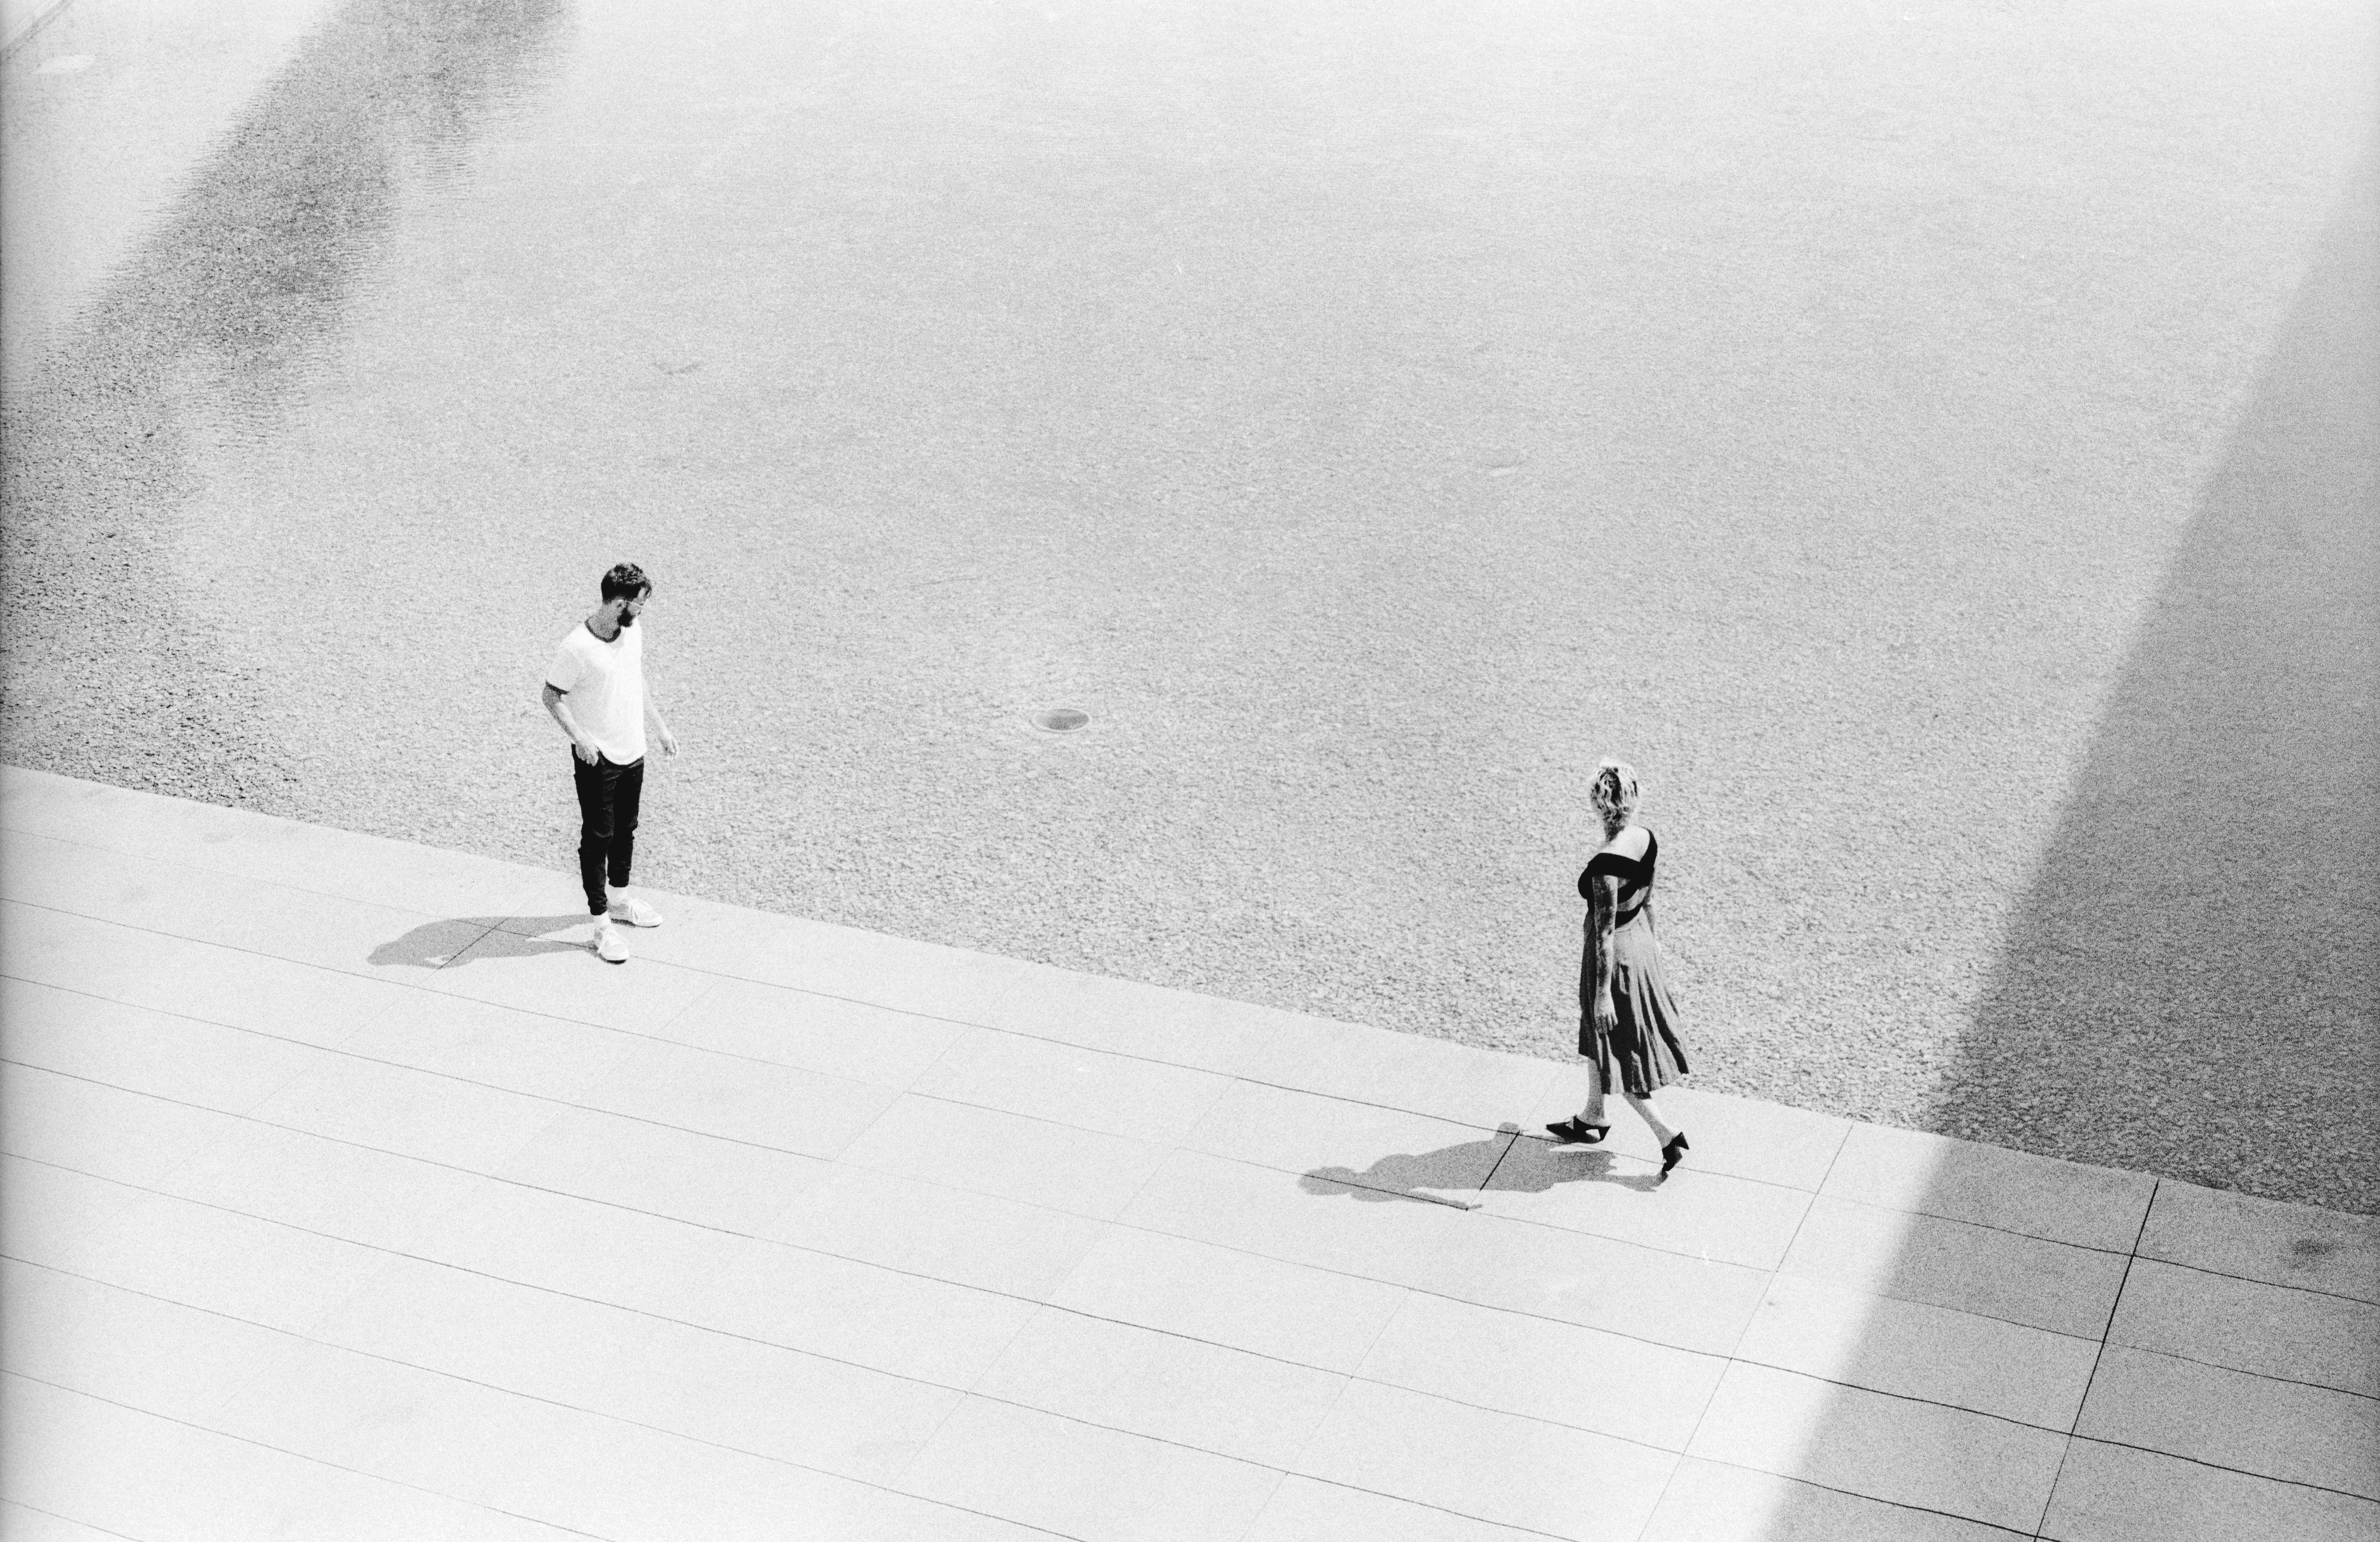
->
<box><xmin>1930</xmin><ymin>158</ymin><xmax>2377</xmax><ymax>1212</ymax></box>
<box><xmin>1</xmin><ymin>0</ymin><xmax>568</xmax><ymax>803</ymax></box>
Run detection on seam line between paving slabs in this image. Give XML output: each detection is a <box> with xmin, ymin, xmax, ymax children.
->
<box><xmin>5</xmin><ymin>874</ymin><xmax>1830</xmax><ymax>1189</ymax></box>
<box><xmin>9</xmin><ymin>813</ymin><xmax>1689</xmax><ymax>1151</ymax></box>
<box><xmin>0</xmin><ymin>781</ymin><xmax>2364</xmax><ymax>1240</ymax></box>
<box><xmin>0</xmin><ymin>1369</ymin><xmax>618</xmax><ymax>1542</ymax></box>
<box><xmin>28</xmin><ymin>833</ymin><xmax>2380</xmax><ymax>1504</ymax></box>
<box><xmin>1250</xmin><ymin>1472</ymin><xmax>1585</xmax><ymax>1542</ymax></box>
<box><xmin>9</xmin><ymin>1246</ymin><xmax>1229</xmax><ymax>1542</ymax></box>
<box><xmin>2022</xmin><ymin>1430</ymin><xmax>2380</xmax><ymax>1508</ymax></box>
<box><xmin>1629</xmin><ymin>1112</ymin><xmax>1854</xmax><ymax>1541</ymax></box>
<box><xmin>24</xmin><ymin>1103</ymin><xmax>2378</xmax><ymax>1510</ymax></box>
<box><xmin>4</xmin><ymin>889</ymin><xmax>1582</xmax><ymax>1152</ymax></box>
<box><xmin>2095</xmin><ymin>1342</ymin><xmax>2380</xmax><ymax>1405</ymax></box>
<box><xmin>23</xmin><ymin>905</ymin><xmax>2369</xmax><ymax>1474</ymax></box>
<box><xmin>2028</xmin><ymin>1179</ymin><xmax>2157</xmax><ymax>1540</ymax></box>
<box><xmin>1</xmin><ymin>906</ymin><xmax>1814</xmax><ymax>1225</ymax></box>
<box><xmin>2</xmin><ymin>1027</ymin><xmax>868</xmax><ymax>1166</ymax></box>
<box><xmin>865</xmin><ymin>1018</ymin><xmax>1041</xmax><ymax>1504</ymax></box>
<box><xmin>9</xmin><ymin>1243</ymin><xmax>1665</xmax><ymax>1542</ymax></box>
<box><xmin>0</xmin><ymin>836</ymin><xmax>536</xmax><ymax>964</ymax></box>
<box><xmin>1799</xmin><ymin>1186</ymin><xmax>2149</xmax><ymax>1260</ymax></box>
<box><xmin>1229</xmin><ymin>1236</ymin><xmax>1427</xmax><ymax>1542</ymax></box>
<box><xmin>1470</xmin><ymin>1124</ymin><xmax>1526</xmax><ymax>1194</ymax></box>
<box><xmin>6</xmin><ymin>885</ymin><xmax>1921</xmax><ymax>1220</ymax></box>
<box><xmin>9</xmin><ymin>944</ymin><xmax>1824</xmax><ymax>1293</ymax></box>
<box><xmin>1</xmin><ymin>1127</ymin><xmax>1721</xmax><ymax>1465</ymax></box>
<box><xmin>0</xmin><ymin>1117</ymin><xmax>2257</xmax><ymax>1468</ymax></box>
<box><xmin>6</xmin><ymin>1127</ymin><xmax>1566</xmax><ymax>1429</ymax></box>
<box><xmin>4</xmin><ymin>946</ymin><xmax>1819</xmax><ymax>1283</ymax></box>
<box><xmin>25</xmin><ymin>832</ymin><xmax>1784</xmax><ymax>1190</ymax></box>
<box><xmin>5</xmin><ymin>1261</ymin><xmax>1091</xmax><ymax>1542</ymax></box>
<box><xmin>8</xmin><ymin>1227</ymin><xmax>1222</xmax><ymax>1518</ymax></box>
<box><xmin>18</xmin><ymin>880</ymin><xmax>2237</xmax><ymax>1304</ymax></box>
<box><xmin>16</xmin><ymin>804</ymin><xmax>2377</xmax><ymax>1516</ymax></box>
<box><xmin>1680</xmin><ymin>1457</ymin><xmax>2043</xmax><ymax>1540</ymax></box>
<box><xmin>4</xmin><ymin>937</ymin><xmax>907</xmax><ymax>1097</ymax></box>
<box><xmin>0</xmin><ymin>1034</ymin><xmax>2124</xmax><ymax>1388</ymax></box>
<box><xmin>19</xmin><ymin>818</ymin><xmax>2229</xmax><ymax>1263</ymax></box>
<box><xmin>0</xmin><ymin>814</ymin><xmax>556</xmax><ymax>921</ymax></box>
<box><xmin>1</xmin><ymin>971</ymin><xmax>2255</xmax><ymax>1373</ymax></box>
<box><xmin>3</xmin><ymin>1497</ymin><xmax>153</xmax><ymax>1542</ymax></box>
<box><xmin>433</xmin><ymin>916</ymin><xmax>516</xmax><ymax>972</ymax></box>
<box><xmin>0</xmin><ymin>1137</ymin><xmax>1746</xmax><ymax>1501</ymax></box>
<box><xmin>24</xmin><ymin>880</ymin><xmax>2201</xmax><ymax>1263</ymax></box>
<box><xmin>54</xmin><ymin>1205</ymin><xmax>2360</xmax><ymax>1542</ymax></box>
<box><xmin>5</xmin><ymin>955</ymin><xmax>918</xmax><ymax>1156</ymax></box>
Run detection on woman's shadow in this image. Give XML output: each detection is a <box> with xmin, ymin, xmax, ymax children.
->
<box><xmin>366</xmin><ymin>915</ymin><xmax>594</xmax><ymax>971</ymax></box>
<box><xmin>1300</xmin><ymin>1123</ymin><xmax>1665</xmax><ymax>1209</ymax></box>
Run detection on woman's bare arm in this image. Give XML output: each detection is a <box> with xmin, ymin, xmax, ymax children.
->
<box><xmin>1589</xmin><ymin>870</ymin><xmax>1621</xmax><ymax>1034</ymax></box>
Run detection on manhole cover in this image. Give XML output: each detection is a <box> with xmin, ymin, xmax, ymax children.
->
<box><xmin>1033</xmin><ymin>708</ymin><xmax>1090</xmax><ymax>732</ymax></box>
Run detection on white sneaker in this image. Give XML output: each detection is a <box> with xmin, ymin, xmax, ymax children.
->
<box><xmin>608</xmin><ymin>896</ymin><xmax>664</xmax><ymax>928</ymax></box>
<box><xmin>593</xmin><ymin>920</ymin><xmax>629</xmax><ymax>964</ymax></box>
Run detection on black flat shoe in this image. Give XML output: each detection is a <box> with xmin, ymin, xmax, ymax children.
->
<box><xmin>1546</xmin><ymin>1117</ymin><xmax>1612</xmax><ymax>1145</ymax></box>
<box><xmin>1659</xmin><ymin>1132</ymin><xmax>1691</xmax><ymax>1175</ymax></box>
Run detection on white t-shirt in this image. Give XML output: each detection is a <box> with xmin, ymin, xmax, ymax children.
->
<box><xmin>545</xmin><ymin>619</ymin><xmax>647</xmax><ymax>765</ymax></box>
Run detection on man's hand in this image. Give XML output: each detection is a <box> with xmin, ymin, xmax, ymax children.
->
<box><xmin>658</xmin><ymin>727</ymin><xmax>679</xmax><ymax>759</ymax></box>
<box><xmin>573</xmin><ymin>738</ymin><xmax>602</xmax><ymax>766</ymax></box>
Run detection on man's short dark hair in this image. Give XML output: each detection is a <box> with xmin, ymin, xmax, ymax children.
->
<box><xmin>600</xmin><ymin>563</ymin><xmax>651</xmax><ymax>603</ymax></box>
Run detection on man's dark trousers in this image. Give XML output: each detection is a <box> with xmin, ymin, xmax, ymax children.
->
<box><xmin>572</xmin><ymin>753</ymin><xmax>644</xmax><ymax>916</ymax></box>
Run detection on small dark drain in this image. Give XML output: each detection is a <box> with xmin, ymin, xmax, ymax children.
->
<box><xmin>1033</xmin><ymin>708</ymin><xmax>1090</xmax><ymax>732</ymax></box>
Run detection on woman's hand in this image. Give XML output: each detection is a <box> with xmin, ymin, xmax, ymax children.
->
<box><xmin>1591</xmin><ymin>991</ymin><xmax>1618</xmax><ymax>1039</ymax></box>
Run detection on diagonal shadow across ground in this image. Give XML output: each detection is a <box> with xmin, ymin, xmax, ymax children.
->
<box><xmin>1932</xmin><ymin>152</ymin><xmax>2379</xmax><ymax>1213</ymax></box>
<box><xmin>0</xmin><ymin>0</ymin><xmax>569</xmax><ymax>806</ymax></box>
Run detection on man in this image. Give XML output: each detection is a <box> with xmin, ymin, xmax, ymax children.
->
<box><xmin>541</xmin><ymin>563</ymin><xmax>679</xmax><ymax>963</ymax></box>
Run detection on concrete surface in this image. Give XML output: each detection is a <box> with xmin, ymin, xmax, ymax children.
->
<box><xmin>3</xmin><ymin>0</ymin><xmax>2374</xmax><ymax>1212</ymax></box>
<box><xmin>6</xmin><ymin>766</ymin><xmax>2374</xmax><ymax>1540</ymax></box>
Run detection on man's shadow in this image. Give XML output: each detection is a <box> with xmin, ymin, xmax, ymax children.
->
<box><xmin>367</xmin><ymin>915</ymin><xmax>593</xmax><ymax>970</ymax></box>
<box><xmin>1300</xmin><ymin>1122</ymin><xmax>1665</xmax><ymax>1209</ymax></box>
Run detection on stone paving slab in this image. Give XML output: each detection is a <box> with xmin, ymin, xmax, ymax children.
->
<box><xmin>4</xmin><ymin>765</ymin><xmax>2377</xmax><ymax>1541</ymax></box>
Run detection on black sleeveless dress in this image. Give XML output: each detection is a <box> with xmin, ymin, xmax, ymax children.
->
<box><xmin>1578</xmin><ymin>829</ymin><xmax>1689</xmax><ymax>1096</ymax></box>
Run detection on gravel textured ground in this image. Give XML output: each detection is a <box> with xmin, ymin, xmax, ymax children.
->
<box><xmin>6</xmin><ymin>0</ymin><xmax>2375</xmax><ymax>1212</ymax></box>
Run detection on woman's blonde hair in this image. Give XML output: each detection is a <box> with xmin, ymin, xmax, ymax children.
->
<box><xmin>1590</xmin><ymin>757</ymin><xmax>1640</xmax><ymax>830</ymax></box>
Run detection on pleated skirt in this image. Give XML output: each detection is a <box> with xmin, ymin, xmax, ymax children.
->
<box><xmin>1578</xmin><ymin>917</ymin><xmax>1689</xmax><ymax>1097</ymax></box>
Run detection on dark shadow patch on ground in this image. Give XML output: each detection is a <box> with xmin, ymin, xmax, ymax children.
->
<box><xmin>369</xmin><ymin>912</ymin><xmax>586</xmax><ymax>968</ymax></box>
<box><xmin>1300</xmin><ymin>1125</ymin><xmax>1515</xmax><ymax>1208</ymax></box>
<box><xmin>1485</xmin><ymin>1132</ymin><xmax>1667</xmax><ymax>1195</ymax></box>
<box><xmin>0</xmin><ymin>0</ymin><xmax>568</xmax><ymax>802</ymax></box>
<box><xmin>1301</xmin><ymin>1122</ymin><xmax>1665</xmax><ymax>1206</ymax></box>
<box><xmin>1931</xmin><ymin>160</ymin><xmax>2379</xmax><ymax>1213</ymax></box>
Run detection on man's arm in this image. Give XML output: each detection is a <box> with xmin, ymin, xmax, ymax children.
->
<box><xmin>543</xmin><ymin>684</ymin><xmax>601</xmax><ymax>764</ymax></box>
<box><xmin>644</xmin><ymin>690</ymin><xmax>679</xmax><ymax>757</ymax></box>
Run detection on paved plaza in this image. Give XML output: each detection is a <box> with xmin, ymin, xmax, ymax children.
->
<box><xmin>7</xmin><ymin>0</ymin><xmax>2375</xmax><ymax>1215</ymax></box>
<box><xmin>4</xmin><ymin>765</ymin><xmax>2374</xmax><ymax>1540</ymax></box>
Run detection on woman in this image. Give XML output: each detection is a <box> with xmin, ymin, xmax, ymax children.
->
<box><xmin>1547</xmin><ymin>758</ymin><xmax>1692</xmax><ymax>1175</ymax></box>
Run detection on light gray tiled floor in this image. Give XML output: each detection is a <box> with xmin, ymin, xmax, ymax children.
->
<box><xmin>2039</xmin><ymin>1438</ymin><xmax>2380</xmax><ymax>1542</ymax></box>
<box><xmin>6</xmin><ymin>766</ymin><xmax>2376</xmax><ymax>1542</ymax></box>
<box><xmin>2106</xmin><ymin>1254</ymin><xmax>2380</xmax><ymax>1398</ymax></box>
<box><xmin>1686</xmin><ymin>1360</ymin><xmax>2069</xmax><ymax>1532</ymax></box>
<box><xmin>1732</xmin><ymin>1271</ymin><xmax>2101</xmax><ymax>1430</ymax></box>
